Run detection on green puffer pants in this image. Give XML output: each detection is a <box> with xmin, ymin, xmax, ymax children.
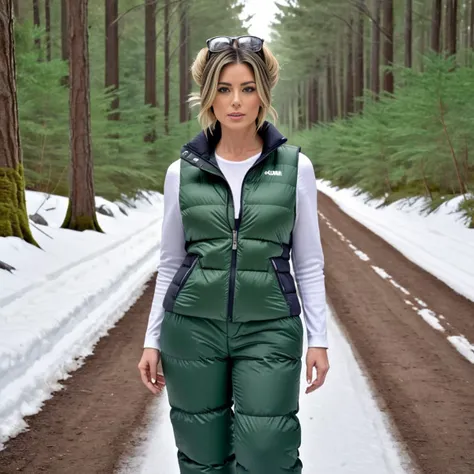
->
<box><xmin>160</xmin><ymin>311</ymin><xmax>304</xmax><ymax>474</ymax></box>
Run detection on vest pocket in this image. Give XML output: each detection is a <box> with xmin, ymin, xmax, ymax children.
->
<box><xmin>163</xmin><ymin>254</ymin><xmax>199</xmax><ymax>311</ymax></box>
<box><xmin>270</xmin><ymin>257</ymin><xmax>301</xmax><ymax>316</ymax></box>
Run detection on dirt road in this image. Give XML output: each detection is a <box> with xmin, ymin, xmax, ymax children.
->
<box><xmin>0</xmin><ymin>192</ymin><xmax>473</xmax><ymax>474</ymax></box>
<box><xmin>318</xmin><ymin>192</ymin><xmax>474</xmax><ymax>474</ymax></box>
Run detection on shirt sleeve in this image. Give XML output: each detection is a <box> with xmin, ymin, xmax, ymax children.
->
<box><xmin>143</xmin><ymin>159</ymin><xmax>186</xmax><ymax>350</ymax></box>
<box><xmin>291</xmin><ymin>152</ymin><xmax>328</xmax><ymax>348</ymax></box>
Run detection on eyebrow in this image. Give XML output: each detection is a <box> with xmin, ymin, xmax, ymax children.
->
<box><xmin>217</xmin><ymin>81</ymin><xmax>256</xmax><ymax>86</ymax></box>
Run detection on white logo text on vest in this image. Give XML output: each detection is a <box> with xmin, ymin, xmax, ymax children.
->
<box><xmin>264</xmin><ymin>170</ymin><xmax>282</xmax><ymax>176</ymax></box>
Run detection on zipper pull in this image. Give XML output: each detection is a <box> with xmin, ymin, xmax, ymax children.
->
<box><xmin>232</xmin><ymin>230</ymin><xmax>238</xmax><ymax>250</ymax></box>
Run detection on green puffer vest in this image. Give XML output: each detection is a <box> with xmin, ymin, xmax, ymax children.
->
<box><xmin>163</xmin><ymin>121</ymin><xmax>302</xmax><ymax>322</ymax></box>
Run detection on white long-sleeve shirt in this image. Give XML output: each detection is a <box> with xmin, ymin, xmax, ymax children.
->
<box><xmin>143</xmin><ymin>151</ymin><xmax>328</xmax><ymax>350</ymax></box>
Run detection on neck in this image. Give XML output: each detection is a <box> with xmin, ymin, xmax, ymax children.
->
<box><xmin>215</xmin><ymin>123</ymin><xmax>263</xmax><ymax>161</ymax></box>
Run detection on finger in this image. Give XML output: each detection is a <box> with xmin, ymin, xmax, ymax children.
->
<box><xmin>139</xmin><ymin>364</ymin><xmax>160</xmax><ymax>394</ymax></box>
<box><xmin>306</xmin><ymin>361</ymin><xmax>313</xmax><ymax>384</ymax></box>
<box><xmin>138</xmin><ymin>364</ymin><xmax>150</xmax><ymax>386</ymax></box>
<box><xmin>145</xmin><ymin>380</ymin><xmax>161</xmax><ymax>394</ymax></box>
<box><xmin>305</xmin><ymin>368</ymin><xmax>329</xmax><ymax>394</ymax></box>
<box><xmin>150</xmin><ymin>361</ymin><xmax>158</xmax><ymax>386</ymax></box>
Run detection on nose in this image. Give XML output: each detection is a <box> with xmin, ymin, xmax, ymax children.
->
<box><xmin>231</xmin><ymin>89</ymin><xmax>241</xmax><ymax>108</ymax></box>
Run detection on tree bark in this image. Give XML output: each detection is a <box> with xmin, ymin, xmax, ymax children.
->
<box><xmin>45</xmin><ymin>0</ymin><xmax>51</xmax><ymax>61</ymax></box>
<box><xmin>405</xmin><ymin>0</ymin><xmax>413</xmax><ymax>67</ymax></box>
<box><xmin>313</xmin><ymin>76</ymin><xmax>319</xmax><ymax>124</ymax></box>
<box><xmin>336</xmin><ymin>35</ymin><xmax>344</xmax><ymax>116</ymax></box>
<box><xmin>61</xmin><ymin>0</ymin><xmax>68</xmax><ymax>61</ymax></box>
<box><xmin>420</xmin><ymin>13</ymin><xmax>426</xmax><ymax>71</ymax></box>
<box><xmin>164</xmin><ymin>0</ymin><xmax>170</xmax><ymax>135</ymax></box>
<box><xmin>186</xmin><ymin>10</ymin><xmax>191</xmax><ymax>120</ymax></box>
<box><xmin>0</xmin><ymin>1</ymin><xmax>37</xmax><ymax>245</ymax></box>
<box><xmin>33</xmin><ymin>0</ymin><xmax>41</xmax><ymax>59</ymax></box>
<box><xmin>345</xmin><ymin>19</ymin><xmax>355</xmax><ymax>114</ymax></box>
<box><xmin>355</xmin><ymin>0</ymin><xmax>365</xmax><ymax>112</ymax></box>
<box><xmin>446</xmin><ymin>0</ymin><xmax>458</xmax><ymax>56</ymax></box>
<box><xmin>382</xmin><ymin>0</ymin><xmax>394</xmax><ymax>94</ymax></box>
<box><xmin>470</xmin><ymin>0</ymin><xmax>474</xmax><ymax>52</ymax></box>
<box><xmin>61</xmin><ymin>0</ymin><xmax>102</xmax><ymax>232</ymax></box>
<box><xmin>371</xmin><ymin>0</ymin><xmax>382</xmax><ymax>97</ymax></box>
<box><xmin>145</xmin><ymin>0</ymin><xmax>157</xmax><ymax>142</ymax></box>
<box><xmin>431</xmin><ymin>0</ymin><xmax>442</xmax><ymax>53</ymax></box>
<box><xmin>179</xmin><ymin>0</ymin><xmax>188</xmax><ymax>123</ymax></box>
<box><xmin>13</xmin><ymin>0</ymin><xmax>20</xmax><ymax>19</ymax></box>
<box><xmin>105</xmin><ymin>0</ymin><xmax>119</xmax><ymax>121</ymax></box>
<box><xmin>326</xmin><ymin>55</ymin><xmax>335</xmax><ymax>121</ymax></box>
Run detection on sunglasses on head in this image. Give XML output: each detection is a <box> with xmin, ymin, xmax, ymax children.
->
<box><xmin>206</xmin><ymin>35</ymin><xmax>264</xmax><ymax>60</ymax></box>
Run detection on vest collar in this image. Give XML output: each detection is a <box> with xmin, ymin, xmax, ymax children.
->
<box><xmin>182</xmin><ymin>121</ymin><xmax>287</xmax><ymax>163</ymax></box>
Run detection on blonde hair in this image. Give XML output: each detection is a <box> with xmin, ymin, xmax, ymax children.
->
<box><xmin>189</xmin><ymin>43</ymin><xmax>280</xmax><ymax>133</ymax></box>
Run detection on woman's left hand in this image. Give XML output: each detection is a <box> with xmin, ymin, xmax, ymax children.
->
<box><xmin>305</xmin><ymin>347</ymin><xmax>330</xmax><ymax>394</ymax></box>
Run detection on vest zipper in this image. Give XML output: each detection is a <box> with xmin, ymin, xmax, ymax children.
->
<box><xmin>183</xmin><ymin>140</ymin><xmax>286</xmax><ymax>322</ymax></box>
<box><xmin>226</xmin><ymin>140</ymin><xmax>285</xmax><ymax>321</ymax></box>
<box><xmin>227</xmin><ymin>228</ymin><xmax>238</xmax><ymax>321</ymax></box>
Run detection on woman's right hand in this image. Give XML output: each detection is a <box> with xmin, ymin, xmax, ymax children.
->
<box><xmin>138</xmin><ymin>348</ymin><xmax>165</xmax><ymax>395</ymax></box>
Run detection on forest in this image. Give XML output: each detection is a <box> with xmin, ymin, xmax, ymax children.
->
<box><xmin>271</xmin><ymin>0</ymin><xmax>474</xmax><ymax>226</ymax></box>
<box><xmin>1</xmin><ymin>0</ymin><xmax>473</xmax><ymax>246</ymax></box>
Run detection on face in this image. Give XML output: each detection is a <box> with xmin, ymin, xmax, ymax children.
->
<box><xmin>211</xmin><ymin>63</ymin><xmax>262</xmax><ymax>130</ymax></box>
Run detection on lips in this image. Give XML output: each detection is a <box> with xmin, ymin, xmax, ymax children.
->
<box><xmin>228</xmin><ymin>113</ymin><xmax>245</xmax><ymax>117</ymax></box>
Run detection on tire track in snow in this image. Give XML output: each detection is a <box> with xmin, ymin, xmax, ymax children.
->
<box><xmin>319</xmin><ymin>211</ymin><xmax>474</xmax><ymax>364</ymax></box>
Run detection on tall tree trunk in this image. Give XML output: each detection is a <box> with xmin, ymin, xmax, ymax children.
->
<box><xmin>186</xmin><ymin>11</ymin><xmax>191</xmax><ymax>120</ymax></box>
<box><xmin>371</xmin><ymin>0</ymin><xmax>382</xmax><ymax>97</ymax></box>
<box><xmin>470</xmin><ymin>0</ymin><xmax>474</xmax><ymax>53</ymax></box>
<box><xmin>382</xmin><ymin>0</ymin><xmax>394</xmax><ymax>94</ymax></box>
<box><xmin>405</xmin><ymin>0</ymin><xmax>413</xmax><ymax>67</ymax></box>
<box><xmin>307</xmin><ymin>77</ymin><xmax>313</xmax><ymax>126</ymax></box>
<box><xmin>355</xmin><ymin>0</ymin><xmax>365</xmax><ymax>112</ymax></box>
<box><xmin>431</xmin><ymin>0</ymin><xmax>442</xmax><ymax>53</ymax></box>
<box><xmin>0</xmin><ymin>0</ymin><xmax>37</xmax><ymax>245</ymax></box>
<box><xmin>105</xmin><ymin>0</ymin><xmax>119</xmax><ymax>121</ymax></box>
<box><xmin>179</xmin><ymin>0</ymin><xmax>188</xmax><ymax>123</ymax></box>
<box><xmin>33</xmin><ymin>0</ymin><xmax>41</xmax><ymax>59</ymax></box>
<box><xmin>61</xmin><ymin>0</ymin><xmax>102</xmax><ymax>232</ymax></box>
<box><xmin>13</xmin><ymin>0</ymin><xmax>20</xmax><ymax>19</ymax></box>
<box><xmin>338</xmin><ymin>35</ymin><xmax>345</xmax><ymax>116</ymax></box>
<box><xmin>345</xmin><ymin>19</ymin><xmax>354</xmax><ymax>114</ymax></box>
<box><xmin>45</xmin><ymin>0</ymin><xmax>51</xmax><ymax>60</ymax></box>
<box><xmin>420</xmin><ymin>14</ymin><xmax>426</xmax><ymax>71</ymax></box>
<box><xmin>313</xmin><ymin>76</ymin><xmax>319</xmax><ymax>124</ymax></box>
<box><xmin>446</xmin><ymin>0</ymin><xmax>458</xmax><ymax>56</ymax></box>
<box><xmin>145</xmin><ymin>0</ymin><xmax>157</xmax><ymax>142</ymax></box>
<box><xmin>332</xmin><ymin>60</ymin><xmax>339</xmax><ymax>118</ymax></box>
<box><xmin>326</xmin><ymin>55</ymin><xmax>335</xmax><ymax>121</ymax></box>
<box><xmin>61</xmin><ymin>0</ymin><xmax>68</xmax><ymax>61</ymax></box>
<box><xmin>365</xmin><ymin>17</ymin><xmax>371</xmax><ymax>99</ymax></box>
<box><xmin>164</xmin><ymin>0</ymin><xmax>170</xmax><ymax>135</ymax></box>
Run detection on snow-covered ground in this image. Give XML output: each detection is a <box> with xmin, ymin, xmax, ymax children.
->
<box><xmin>1</xmin><ymin>180</ymin><xmax>472</xmax><ymax>466</ymax></box>
<box><xmin>0</xmin><ymin>190</ymin><xmax>163</xmax><ymax>449</ymax></box>
<box><xmin>318</xmin><ymin>182</ymin><xmax>474</xmax><ymax>303</ymax></box>
<box><xmin>317</xmin><ymin>181</ymin><xmax>474</xmax><ymax>364</ymax></box>
<box><xmin>116</xmin><ymin>307</ymin><xmax>414</xmax><ymax>474</ymax></box>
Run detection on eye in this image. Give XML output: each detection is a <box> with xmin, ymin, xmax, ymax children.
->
<box><xmin>217</xmin><ymin>87</ymin><xmax>230</xmax><ymax>93</ymax></box>
<box><xmin>243</xmin><ymin>87</ymin><xmax>256</xmax><ymax>93</ymax></box>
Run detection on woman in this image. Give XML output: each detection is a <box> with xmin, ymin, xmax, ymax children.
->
<box><xmin>138</xmin><ymin>35</ymin><xmax>330</xmax><ymax>474</ymax></box>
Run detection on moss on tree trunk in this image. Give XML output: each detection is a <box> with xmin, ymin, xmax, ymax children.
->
<box><xmin>0</xmin><ymin>165</ymin><xmax>38</xmax><ymax>246</ymax></box>
<box><xmin>61</xmin><ymin>200</ymin><xmax>103</xmax><ymax>232</ymax></box>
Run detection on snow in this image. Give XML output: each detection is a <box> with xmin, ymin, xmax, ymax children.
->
<box><xmin>0</xmin><ymin>190</ymin><xmax>163</xmax><ymax>449</ymax></box>
<box><xmin>2</xmin><ymin>178</ymin><xmax>472</xmax><ymax>465</ymax></box>
<box><xmin>317</xmin><ymin>182</ymin><xmax>474</xmax><ymax>364</ymax></box>
<box><xmin>317</xmin><ymin>181</ymin><xmax>474</xmax><ymax>303</ymax></box>
<box><xmin>117</xmin><ymin>307</ymin><xmax>414</xmax><ymax>474</ymax></box>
